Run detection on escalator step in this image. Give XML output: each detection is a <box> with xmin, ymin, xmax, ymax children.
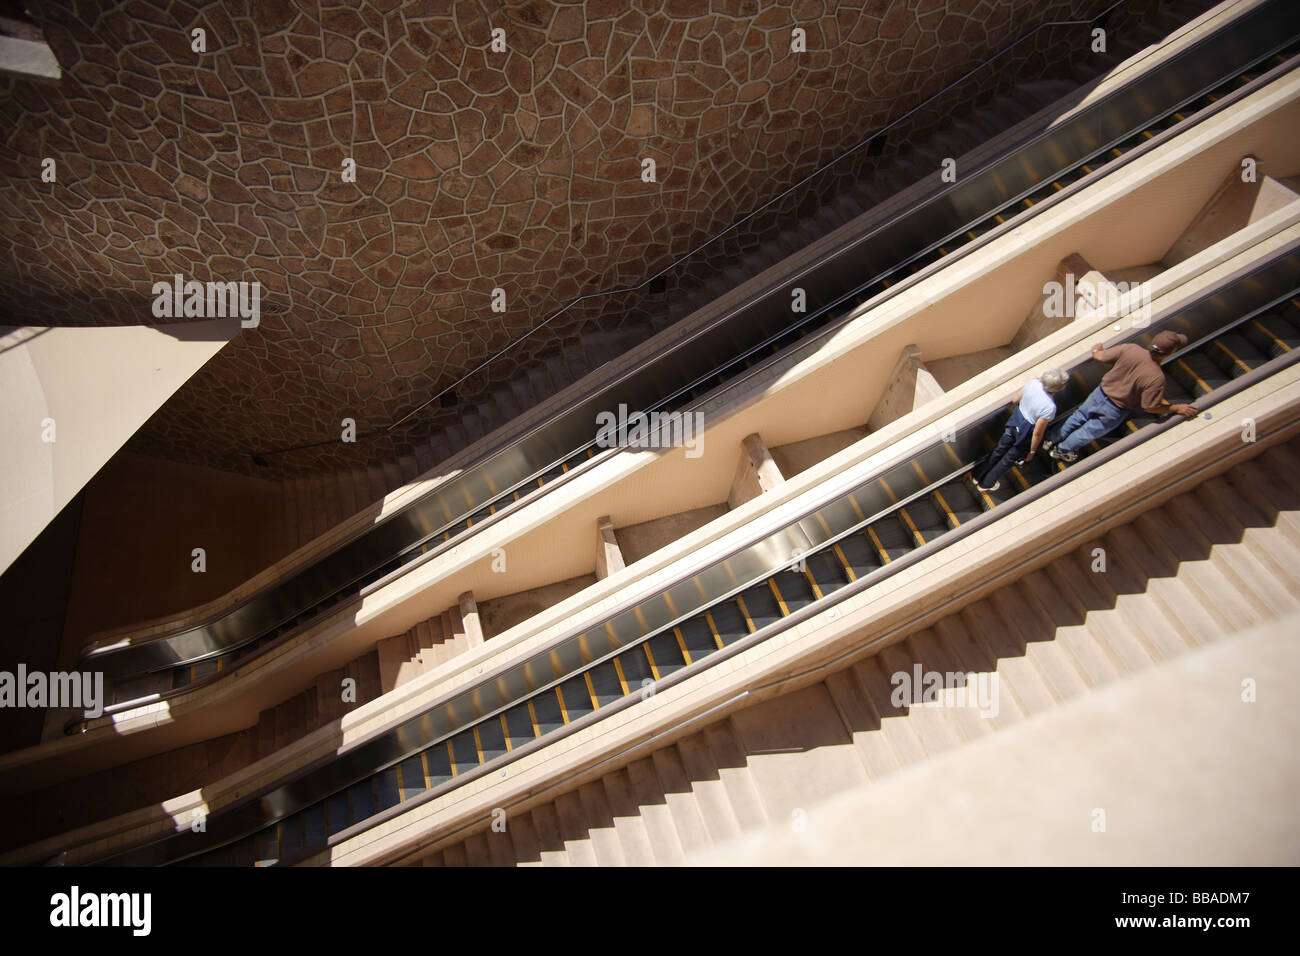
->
<box><xmin>615</xmin><ymin>645</ymin><xmax>654</xmax><ymax>691</ymax></box>
<box><xmin>644</xmin><ymin>630</ymin><xmax>688</xmax><ymax>678</ymax></box>
<box><xmin>769</xmin><ymin>568</ymin><xmax>816</xmax><ymax>612</ymax></box>
<box><xmin>326</xmin><ymin>790</ymin><xmax>352</xmax><ymax>836</ymax></box>
<box><xmin>868</xmin><ymin>514</ymin><xmax>914</xmax><ymax>561</ymax></box>
<box><xmin>587</xmin><ymin>659</ymin><xmax>625</xmax><ymax>707</ymax></box>
<box><xmin>678</xmin><ymin>617</ymin><xmax>720</xmax><ymax>662</ymax></box>
<box><xmin>398</xmin><ymin>754</ymin><xmax>427</xmax><ymax>799</ymax></box>
<box><xmin>934</xmin><ymin>481</ymin><xmax>984</xmax><ymax>522</ymax></box>
<box><xmin>502</xmin><ymin>702</ymin><xmax>537</xmax><ymax>747</ymax></box>
<box><xmin>708</xmin><ymin>600</ymin><xmax>751</xmax><ymax>645</ymax></box>
<box><xmin>349</xmin><ymin>777</ymin><xmax>377</xmax><ymax>821</ymax></box>
<box><xmin>448</xmin><ymin>729</ymin><xmax>480</xmax><ymax>771</ymax></box>
<box><xmin>738</xmin><ymin>583</ymin><xmax>782</xmax><ymax>630</ymax></box>
<box><xmin>558</xmin><ymin>674</ymin><xmax>596</xmax><ymax>721</ymax></box>
<box><xmin>806</xmin><ymin>549</ymin><xmax>851</xmax><ymax>596</ymax></box>
<box><xmin>302</xmin><ymin>802</ymin><xmax>328</xmax><ymax>847</ymax></box>
<box><xmin>1173</xmin><ymin>352</ymin><xmax>1229</xmax><ymax>395</ymax></box>
<box><xmin>1246</xmin><ymin>314</ymin><xmax>1299</xmax><ymax>355</ymax></box>
<box><xmin>836</xmin><ymin>532</ymin><xmax>884</xmax><ymax>579</ymax></box>
<box><xmin>530</xmin><ymin>690</ymin><xmax>565</xmax><ymax>736</ymax></box>
<box><xmin>475</xmin><ymin>718</ymin><xmax>509</xmax><ymax>763</ymax></box>
<box><xmin>424</xmin><ymin>742</ymin><xmax>454</xmax><ymax>786</ymax></box>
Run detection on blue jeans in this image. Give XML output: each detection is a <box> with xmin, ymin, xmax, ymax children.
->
<box><xmin>974</xmin><ymin>408</ymin><xmax>1033</xmax><ymax>487</ymax></box>
<box><xmin>1055</xmin><ymin>386</ymin><xmax>1131</xmax><ymax>453</ymax></box>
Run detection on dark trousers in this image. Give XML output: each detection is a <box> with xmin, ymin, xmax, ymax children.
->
<box><xmin>974</xmin><ymin>408</ymin><xmax>1033</xmax><ymax>487</ymax></box>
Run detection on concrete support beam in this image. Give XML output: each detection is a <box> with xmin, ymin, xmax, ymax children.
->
<box><xmin>865</xmin><ymin>344</ymin><xmax>945</xmax><ymax>431</ymax></box>
<box><xmin>1010</xmin><ymin>254</ymin><xmax>1119</xmax><ymax>351</ymax></box>
<box><xmin>728</xmin><ymin>433</ymin><xmax>784</xmax><ymax>509</ymax></box>
<box><xmin>595</xmin><ymin>516</ymin><xmax>626</xmax><ymax>580</ymax></box>
<box><xmin>1164</xmin><ymin>161</ymin><xmax>1300</xmax><ymax>267</ymax></box>
<box><xmin>458</xmin><ymin>590</ymin><xmax>484</xmax><ymax>648</ymax></box>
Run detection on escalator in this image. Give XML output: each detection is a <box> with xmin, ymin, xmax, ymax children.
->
<box><xmin>71</xmin><ymin>2</ymin><xmax>1300</xmax><ymax>725</ymax></box>
<box><xmin>79</xmin><ymin>244</ymin><xmax>1300</xmax><ymax>866</ymax></box>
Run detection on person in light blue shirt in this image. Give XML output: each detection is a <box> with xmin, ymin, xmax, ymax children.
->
<box><xmin>972</xmin><ymin>368</ymin><xmax>1069</xmax><ymax>493</ymax></box>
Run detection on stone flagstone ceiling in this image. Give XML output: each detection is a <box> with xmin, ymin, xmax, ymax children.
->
<box><xmin>0</xmin><ymin>0</ymin><xmax>1117</xmax><ymax>475</ymax></box>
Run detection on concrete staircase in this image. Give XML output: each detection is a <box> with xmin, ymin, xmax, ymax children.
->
<box><xmin>375</xmin><ymin>603</ymin><xmax>477</xmax><ymax>693</ymax></box>
<box><xmin>411</xmin><ymin>437</ymin><xmax>1300</xmax><ymax>866</ymax></box>
<box><xmin>251</xmin><ymin>598</ymin><xmax>481</xmax><ymax>760</ymax></box>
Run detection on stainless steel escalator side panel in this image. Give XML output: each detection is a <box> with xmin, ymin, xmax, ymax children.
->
<box><xmin>79</xmin><ymin>0</ymin><xmax>1300</xmax><ymax>694</ymax></box>
<box><xmin>91</xmin><ymin>244</ymin><xmax>1300</xmax><ymax>867</ymax></box>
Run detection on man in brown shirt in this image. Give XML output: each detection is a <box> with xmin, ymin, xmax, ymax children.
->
<box><xmin>1047</xmin><ymin>330</ymin><xmax>1198</xmax><ymax>462</ymax></box>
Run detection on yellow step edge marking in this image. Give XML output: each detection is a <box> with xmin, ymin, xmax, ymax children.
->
<box><xmin>673</xmin><ymin>626</ymin><xmax>693</xmax><ymax>664</ymax></box>
<box><xmin>966</xmin><ymin>230</ymin><xmax>979</xmax><ymax>241</ymax></box>
<box><xmin>526</xmin><ymin>699</ymin><xmax>541</xmax><ymax>739</ymax></box>
<box><xmin>968</xmin><ymin>474</ymin><xmax>996</xmax><ymax>510</ymax></box>
<box><xmin>583</xmin><ymin>671</ymin><xmax>600</xmax><ymax>709</ymax></box>
<box><xmin>768</xmin><ymin>578</ymin><xmax>791</xmax><ymax>616</ymax></box>
<box><xmin>1111</xmin><ymin>147</ymin><xmax>1123</xmax><ymax>157</ymax></box>
<box><xmin>878</xmin><ymin>477</ymin><xmax>899</xmax><ymax>504</ymax></box>
<box><xmin>1141</xmin><ymin>129</ymin><xmax>1154</xmax><ymax>139</ymax></box>
<box><xmin>642</xmin><ymin>643</ymin><xmax>662</xmax><ymax>681</ymax></box>
<box><xmin>500</xmin><ymin>713</ymin><xmax>513</xmax><ymax>752</ymax></box>
<box><xmin>930</xmin><ymin>489</ymin><xmax>960</xmax><ymax>529</ymax></box>
<box><xmin>555</xmin><ymin>686</ymin><xmax>570</xmax><ymax>724</ymax></box>
<box><xmin>612</xmin><ymin>656</ymin><xmax>631</xmax><ymax>696</ymax></box>
<box><xmin>395</xmin><ymin>762</ymin><xmax>405</xmax><ymax>802</ymax></box>
<box><xmin>1022</xmin><ymin>198</ymin><xmax>1034</xmax><ymax>208</ymax></box>
<box><xmin>735</xmin><ymin>594</ymin><xmax>758</xmax><ymax>632</ymax></box>
<box><xmin>472</xmin><ymin>726</ymin><xmax>485</xmax><ymax>765</ymax></box>
<box><xmin>446</xmin><ymin>739</ymin><xmax>458</xmax><ymax>776</ymax></box>
<box><xmin>420</xmin><ymin>750</ymin><xmax>431</xmax><ymax>788</ymax></box>
<box><xmin>1008</xmin><ymin>465</ymin><xmax>1032</xmax><ymax>491</ymax></box>
<box><xmin>1211</xmin><ymin>340</ymin><xmax>1252</xmax><ymax>375</ymax></box>
<box><xmin>865</xmin><ymin>525</ymin><xmax>892</xmax><ymax>563</ymax></box>
<box><xmin>664</xmin><ymin>592</ymin><xmax>681</xmax><ymax>618</ymax></box>
<box><xmin>703</xmin><ymin>611</ymin><xmax>726</xmax><ymax>650</ymax></box>
<box><xmin>895</xmin><ymin>505</ymin><xmax>927</xmax><ymax>549</ymax></box>
<box><xmin>845</xmin><ymin>492</ymin><xmax>866</xmax><ymax>522</ymax></box>
<box><xmin>802</xmin><ymin>565</ymin><xmax>824</xmax><ymax>600</ymax></box>
<box><xmin>1174</xmin><ymin>358</ymin><xmax>1212</xmax><ymax>395</ymax></box>
<box><xmin>1051</xmin><ymin>180</ymin><xmax>1063</xmax><ymax>190</ymax></box>
<box><xmin>832</xmin><ymin>543</ymin><xmax>857</xmax><ymax>582</ymax></box>
<box><xmin>1250</xmin><ymin>318</ymin><xmax>1290</xmax><ymax>352</ymax></box>
<box><xmin>993</xmin><ymin>214</ymin><xmax>1005</xmax><ymax>224</ymax></box>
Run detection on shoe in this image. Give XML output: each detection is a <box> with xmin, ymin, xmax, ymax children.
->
<box><xmin>1049</xmin><ymin>446</ymin><xmax>1078</xmax><ymax>463</ymax></box>
<box><xmin>1041</xmin><ymin>439</ymin><xmax>1055</xmax><ymax>453</ymax></box>
<box><xmin>976</xmin><ymin>481</ymin><xmax>1000</xmax><ymax>493</ymax></box>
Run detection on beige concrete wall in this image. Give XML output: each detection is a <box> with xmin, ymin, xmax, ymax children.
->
<box><xmin>0</xmin><ymin>319</ymin><xmax>238</xmax><ymax>575</ymax></box>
